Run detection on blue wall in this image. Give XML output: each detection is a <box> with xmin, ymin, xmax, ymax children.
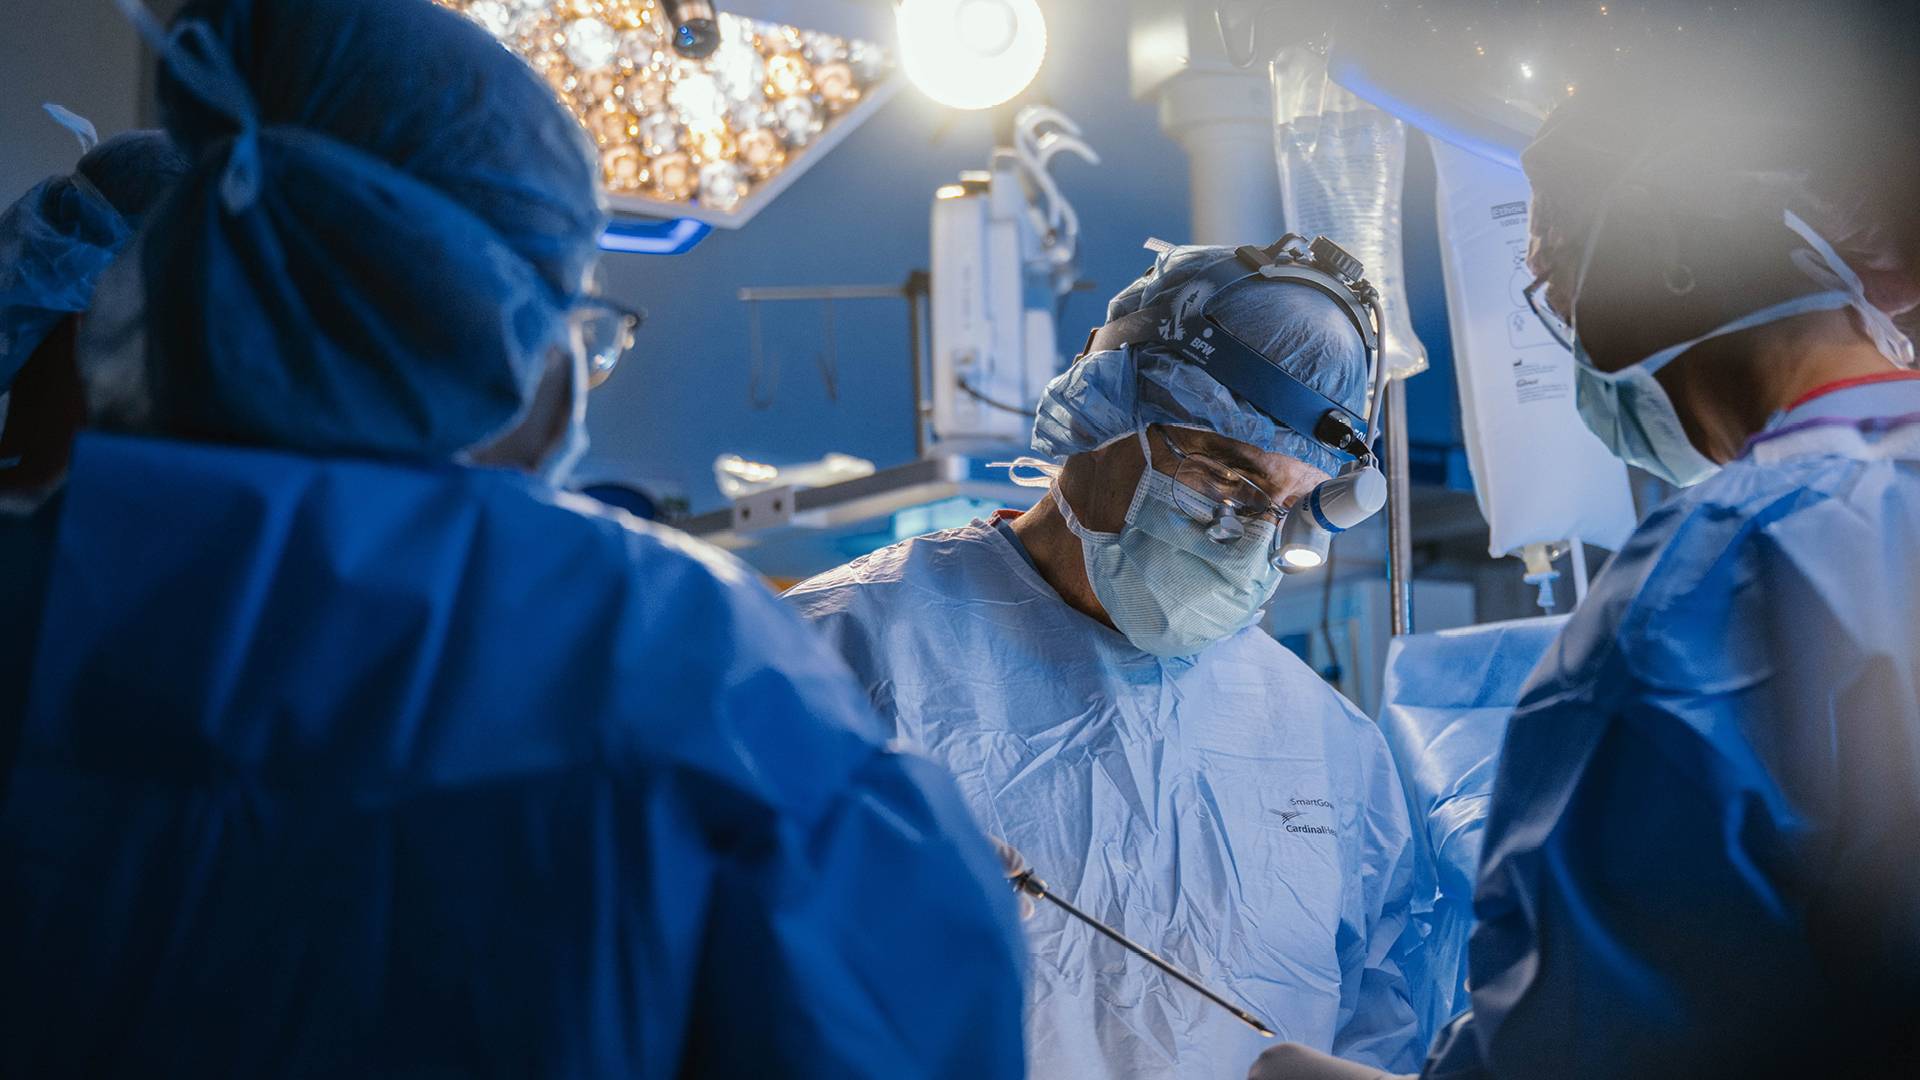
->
<box><xmin>0</xmin><ymin>1</ymin><xmax>142</xmax><ymax>218</ymax></box>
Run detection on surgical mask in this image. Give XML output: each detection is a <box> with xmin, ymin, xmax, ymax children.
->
<box><xmin>1050</xmin><ymin>429</ymin><xmax>1284</xmax><ymax>657</ymax></box>
<box><xmin>1560</xmin><ymin>207</ymin><xmax>1914</xmax><ymax>488</ymax></box>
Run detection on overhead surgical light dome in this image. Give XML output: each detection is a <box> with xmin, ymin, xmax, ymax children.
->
<box><xmin>897</xmin><ymin>0</ymin><xmax>1046</xmax><ymax>111</ymax></box>
<box><xmin>437</xmin><ymin>0</ymin><xmax>898</xmax><ymax>232</ymax></box>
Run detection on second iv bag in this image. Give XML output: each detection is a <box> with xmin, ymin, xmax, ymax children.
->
<box><xmin>1430</xmin><ymin>139</ymin><xmax>1636</xmax><ymax>558</ymax></box>
<box><xmin>1272</xmin><ymin>45</ymin><xmax>1427</xmax><ymax>378</ymax></box>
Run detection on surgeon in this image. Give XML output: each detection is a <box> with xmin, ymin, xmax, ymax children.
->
<box><xmin>0</xmin><ymin>109</ymin><xmax>186</xmax><ymax>496</ymax></box>
<box><xmin>1252</xmin><ymin>57</ymin><xmax>1920</xmax><ymax>1080</ymax></box>
<box><xmin>789</xmin><ymin>241</ymin><xmax>1429</xmax><ymax>1078</ymax></box>
<box><xmin>0</xmin><ymin>0</ymin><xmax>1026</xmax><ymax>1076</ymax></box>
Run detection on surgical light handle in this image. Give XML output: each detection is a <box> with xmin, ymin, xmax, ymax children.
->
<box><xmin>1009</xmin><ymin>869</ymin><xmax>1276</xmax><ymax>1038</ymax></box>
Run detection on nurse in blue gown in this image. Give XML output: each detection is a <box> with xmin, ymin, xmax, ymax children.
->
<box><xmin>1254</xmin><ymin>51</ymin><xmax>1920</xmax><ymax>1080</ymax></box>
<box><xmin>0</xmin><ymin>1</ymin><xmax>1026</xmax><ymax>1076</ymax></box>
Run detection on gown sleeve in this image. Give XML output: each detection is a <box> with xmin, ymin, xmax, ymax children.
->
<box><xmin>1331</xmin><ymin>725</ymin><xmax>1430</xmax><ymax>1072</ymax></box>
<box><xmin>671</xmin><ymin>557</ymin><xmax>1028</xmax><ymax>1077</ymax></box>
<box><xmin>1433</xmin><ymin>462</ymin><xmax>1920</xmax><ymax>1079</ymax></box>
<box><xmin>680</xmin><ymin>748</ymin><xmax>1030</xmax><ymax>1078</ymax></box>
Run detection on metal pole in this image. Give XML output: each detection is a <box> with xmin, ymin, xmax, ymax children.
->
<box><xmin>905</xmin><ymin>270</ymin><xmax>929</xmax><ymax>460</ymax></box>
<box><xmin>1385</xmin><ymin>378</ymin><xmax>1413</xmax><ymax>636</ymax></box>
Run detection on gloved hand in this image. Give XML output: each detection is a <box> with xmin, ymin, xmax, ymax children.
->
<box><xmin>1247</xmin><ymin>1043</ymin><xmax>1413</xmax><ymax>1080</ymax></box>
<box><xmin>991</xmin><ymin>837</ymin><xmax>1036</xmax><ymax>920</ymax></box>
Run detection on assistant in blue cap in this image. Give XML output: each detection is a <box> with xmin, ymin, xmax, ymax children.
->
<box><xmin>0</xmin><ymin>1</ymin><xmax>1026</xmax><ymax>1076</ymax></box>
<box><xmin>1256</xmin><ymin>50</ymin><xmax>1920</xmax><ymax>1080</ymax></box>
<box><xmin>1408</xmin><ymin>66</ymin><xmax>1920</xmax><ymax>1080</ymax></box>
<box><xmin>790</xmin><ymin>241</ymin><xmax>1429</xmax><ymax>1079</ymax></box>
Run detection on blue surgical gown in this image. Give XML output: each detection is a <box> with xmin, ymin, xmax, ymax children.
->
<box><xmin>1425</xmin><ymin>380</ymin><xmax>1920</xmax><ymax>1079</ymax></box>
<box><xmin>788</xmin><ymin>520</ymin><xmax>1429</xmax><ymax>1078</ymax></box>
<box><xmin>1378</xmin><ymin>616</ymin><xmax>1567</xmax><ymax>1035</ymax></box>
<box><xmin>0</xmin><ymin>433</ymin><xmax>1027</xmax><ymax>1078</ymax></box>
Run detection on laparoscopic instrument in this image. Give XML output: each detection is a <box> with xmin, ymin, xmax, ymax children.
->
<box><xmin>1007</xmin><ymin>865</ymin><xmax>1277</xmax><ymax>1038</ymax></box>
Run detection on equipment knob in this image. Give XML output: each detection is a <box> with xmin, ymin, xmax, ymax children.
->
<box><xmin>1309</xmin><ymin>236</ymin><xmax>1365</xmax><ymax>284</ymax></box>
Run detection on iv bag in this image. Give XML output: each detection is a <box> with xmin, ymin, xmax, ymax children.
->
<box><xmin>1430</xmin><ymin>140</ymin><xmax>1636</xmax><ymax>556</ymax></box>
<box><xmin>1272</xmin><ymin>45</ymin><xmax>1427</xmax><ymax>378</ymax></box>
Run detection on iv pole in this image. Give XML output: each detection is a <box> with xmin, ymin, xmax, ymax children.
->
<box><xmin>1384</xmin><ymin>377</ymin><xmax>1413</xmax><ymax>636</ymax></box>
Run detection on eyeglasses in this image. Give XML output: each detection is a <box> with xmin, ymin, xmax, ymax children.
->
<box><xmin>1156</xmin><ymin>426</ymin><xmax>1290</xmax><ymax>548</ymax></box>
<box><xmin>571</xmin><ymin>297</ymin><xmax>645</xmax><ymax>388</ymax></box>
<box><xmin>1523</xmin><ymin>276</ymin><xmax>1574</xmax><ymax>352</ymax></box>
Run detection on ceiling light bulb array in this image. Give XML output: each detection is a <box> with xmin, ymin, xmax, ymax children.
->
<box><xmin>439</xmin><ymin>0</ymin><xmax>891</xmax><ymax>214</ymax></box>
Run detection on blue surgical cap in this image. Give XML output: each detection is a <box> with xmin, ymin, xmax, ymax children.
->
<box><xmin>0</xmin><ymin>130</ymin><xmax>185</xmax><ymax>394</ymax></box>
<box><xmin>1033</xmin><ymin>244</ymin><xmax>1370</xmax><ymax>476</ymax></box>
<box><xmin>134</xmin><ymin>0</ymin><xmax>609</xmax><ymax>459</ymax></box>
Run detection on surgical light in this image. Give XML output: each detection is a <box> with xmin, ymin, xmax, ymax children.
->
<box><xmin>897</xmin><ymin>0</ymin><xmax>1047</xmax><ymax>110</ymax></box>
<box><xmin>435</xmin><ymin>1</ymin><xmax>894</xmax><ymax>225</ymax></box>
<box><xmin>1278</xmin><ymin>465</ymin><xmax>1387</xmax><ymax>575</ymax></box>
<box><xmin>956</xmin><ymin>0</ymin><xmax>1017</xmax><ymax>54</ymax></box>
<box><xmin>1282</xmin><ymin>548</ymin><xmax>1324</xmax><ymax>570</ymax></box>
<box><xmin>1278</xmin><ymin>516</ymin><xmax>1331</xmax><ymax>572</ymax></box>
